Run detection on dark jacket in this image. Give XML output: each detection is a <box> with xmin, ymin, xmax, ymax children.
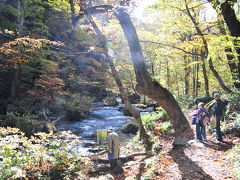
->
<box><xmin>213</xmin><ymin>99</ymin><xmax>224</xmax><ymax>117</ymax></box>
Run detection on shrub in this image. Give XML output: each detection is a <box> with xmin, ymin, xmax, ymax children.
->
<box><xmin>221</xmin><ymin>117</ymin><xmax>240</xmax><ymax>137</ymax></box>
<box><xmin>155</xmin><ymin>121</ymin><xmax>171</xmax><ymax>131</ymax></box>
<box><xmin>6</xmin><ymin>112</ymin><xmax>56</xmax><ymax>136</ymax></box>
<box><xmin>227</xmin><ymin>143</ymin><xmax>240</xmax><ymax>180</ymax></box>
<box><xmin>0</xmin><ymin>127</ymin><xmax>89</xmax><ymax>179</ymax></box>
<box><xmin>225</xmin><ymin>93</ymin><xmax>240</xmax><ymax>113</ymax></box>
<box><xmin>121</xmin><ymin>122</ymin><xmax>139</xmax><ymax>134</ymax></box>
<box><xmin>141</xmin><ymin>107</ymin><xmax>168</xmax><ymax>130</ymax></box>
<box><xmin>63</xmin><ymin>94</ymin><xmax>93</xmax><ymax>121</ymax></box>
<box><xmin>7</xmin><ymin>112</ymin><xmax>38</xmax><ymax>136</ymax></box>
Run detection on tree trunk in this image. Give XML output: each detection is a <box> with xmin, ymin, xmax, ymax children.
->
<box><xmin>87</xmin><ymin>14</ymin><xmax>153</xmax><ymax>151</ymax></box>
<box><xmin>192</xmin><ymin>49</ymin><xmax>199</xmax><ymax>97</ymax></box>
<box><xmin>107</xmin><ymin>55</ymin><xmax>153</xmax><ymax>151</ymax></box>
<box><xmin>176</xmin><ymin>72</ymin><xmax>180</xmax><ymax>97</ymax></box>
<box><xmin>221</xmin><ymin>1</ymin><xmax>240</xmax><ymax>80</ymax></box>
<box><xmin>209</xmin><ymin>56</ymin><xmax>233</xmax><ymax>93</ymax></box>
<box><xmin>216</xmin><ymin>10</ymin><xmax>240</xmax><ymax>89</ymax></box>
<box><xmin>130</xmin><ymin>71</ymin><xmax>137</xmax><ymax>94</ymax></box>
<box><xmin>184</xmin><ymin>2</ymin><xmax>209</xmax><ymax>96</ymax></box>
<box><xmin>115</xmin><ymin>7</ymin><xmax>194</xmax><ymax>145</ymax></box>
<box><xmin>221</xmin><ymin>1</ymin><xmax>240</xmax><ymax>37</ymax></box>
<box><xmin>196</xmin><ymin>51</ymin><xmax>199</xmax><ymax>97</ymax></box>
<box><xmin>10</xmin><ymin>68</ymin><xmax>19</xmax><ymax>100</ymax></box>
<box><xmin>69</xmin><ymin>0</ymin><xmax>76</xmax><ymax>27</ymax></box>
<box><xmin>17</xmin><ymin>0</ymin><xmax>24</xmax><ymax>32</ymax></box>
<box><xmin>165</xmin><ymin>58</ymin><xmax>170</xmax><ymax>90</ymax></box>
<box><xmin>185</xmin><ymin>0</ymin><xmax>232</xmax><ymax>94</ymax></box>
<box><xmin>225</xmin><ymin>47</ymin><xmax>240</xmax><ymax>89</ymax></box>
<box><xmin>200</xmin><ymin>51</ymin><xmax>210</xmax><ymax>96</ymax></box>
<box><xmin>184</xmin><ymin>56</ymin><xmax>190</xmax><ymax>95</ymax></box>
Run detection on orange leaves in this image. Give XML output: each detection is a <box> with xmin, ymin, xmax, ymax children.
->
<box><xmin>0</xmin><ymin>37</ymin><xmax>63</xmax><ymax>69</ymax></box>
<box><xmin>157</xmin><ymin>155</ymin><xmax>175</xmax><ymax>172</ymax></box>
<box><xmin>35</xmin><ymin>74</ymin><xmax>65</xmax><ymax>98</ymax></box>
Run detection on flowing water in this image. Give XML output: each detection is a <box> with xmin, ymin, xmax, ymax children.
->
<box><xmin>56</xmin><ymin>102</ymin><xmax>136</xmax><ymax>155</ymax></box>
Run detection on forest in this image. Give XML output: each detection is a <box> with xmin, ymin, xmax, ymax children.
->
<box><xmin>0</xmin><ymin>0</ymin><xmax>240</xmax><ymax>179</ymax></box>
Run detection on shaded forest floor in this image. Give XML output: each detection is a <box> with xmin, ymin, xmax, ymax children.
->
<box><xmin>88</xmin><ymin>111</ymin><xmax>239</xmax><ymax>180</ymax></box>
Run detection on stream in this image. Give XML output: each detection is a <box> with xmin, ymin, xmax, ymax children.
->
<box><xmin>56</xmin><ymin>102</ymin><xmax>137</xmax><ymax>156</ymax></box>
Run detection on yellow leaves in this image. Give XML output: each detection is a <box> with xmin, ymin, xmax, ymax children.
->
<box><xmin>232</xmin><ymin>138</ymin><xmax>240</xmax><ymax>145</ymax></box>
<box><xmin>4</xmin><ymin>29</ymin><xmax>15</xmax><ymax>35</ymax></box>
<box><xmin>0</xmin><ymin>127</ymin><xmax>21</xmax><ymax>136</ymax></box>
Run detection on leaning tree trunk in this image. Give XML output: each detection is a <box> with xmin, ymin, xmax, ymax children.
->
<box><xmin>106</xmin><ymin>55</ymin><xmax>153</xmax><ymax>151</ymax></box>
<box><xmin>87</xmin><ymin>14</ymin><xmax>153</xmax><ymax>151</ymax></box>
<box><xmin>115</xmin><ymin>7</ymin><xmax>194</xmax><ymax>145</ymax></box>
<box><xmin>185</xmin><ymin>1</ymin><xmax>233</xmax><ymax>94</ymax></box>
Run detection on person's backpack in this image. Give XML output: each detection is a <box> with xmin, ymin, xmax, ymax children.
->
<box><xmin>191</xmin><ymin>116</ymin><xmax>197</xmax><ymax>125</ymax></box>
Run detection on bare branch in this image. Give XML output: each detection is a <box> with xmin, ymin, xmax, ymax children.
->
<box><xmin>140</xmin><ymin>40</ymin><xmax>200</xmax><ymax>56</ymax></box>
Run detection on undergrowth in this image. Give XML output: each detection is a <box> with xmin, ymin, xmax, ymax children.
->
<box><xmin>227</xmin><ymin>142</ymin><xmax>240</xmax><ymax>180</ymax></box>
<box><xmin>141</xmin><ymin>107</ymin><xmax>168</xmax><ymax>130</ymax></box>
<box><xmin>0</xmin><ymin>127</ymin><xmax>90</xmax><ymax>179</ymax></box>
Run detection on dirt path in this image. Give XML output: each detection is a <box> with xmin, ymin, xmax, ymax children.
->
<box><xmin>88</xmin><ymin>111</ymin><xmax>238</xmax><ymax>180</ymax></box>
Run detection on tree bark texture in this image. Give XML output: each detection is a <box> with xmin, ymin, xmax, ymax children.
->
<box><xmin>115</xmin><ymin>7</ymin><xmax>194</xmax><ymax>145</ymax></box>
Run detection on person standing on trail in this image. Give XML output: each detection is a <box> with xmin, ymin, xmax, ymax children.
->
<box><xmin>213</xmin><ymin>93</ymin><xmax>224</xmax><ymax>141</ymax></box>
<box><xmin>107</xmin><ymin>128</ymin><xmax>120</xmax><ymax>169</ymax></box>
<box><xmin>192</xmin><ymin>102</ymin><xmax>209</xmax><ymax>141</ymax></box>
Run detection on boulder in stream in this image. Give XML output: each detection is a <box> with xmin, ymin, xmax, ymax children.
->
<box><xmin>128</xmin><ymin>94</ymin><xmax>140</xmax><ymax>104</ymax></box>
<box><xmin>123</xmin><ymin>108</ymin><xmax>132</xmax><ymax>116</ymax></box>
<box><xmin>103</xmin><ymin>96</ymin><xmax>119</xmax><ymax>106</ymax></box>
<box><xmin>121</xmin><ymin>122</ymin><xmax>138</xmax><ymax>134</ymax></box>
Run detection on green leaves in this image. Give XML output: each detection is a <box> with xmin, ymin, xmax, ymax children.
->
<box><xmin>141</xmin><ymin>108</ymin><xmax>168</xmax><ymax>130</ymax></box>
<box><xmin>0</xmin><ymin>127</ymin><xmax>88</xmax><ymax>179</ymax></box>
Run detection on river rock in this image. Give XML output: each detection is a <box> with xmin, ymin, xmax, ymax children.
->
<box><xmin>98</xmin><ymin>174</ymin><xmax>114</xmax><ymax>180</ymax></box>
<box><xmin>123</xmin><ymin>108</ymin><xmax>132</xmax><ymax>116</ymax></box>
<box><xmin>121</xmin><ymin>122</ymin><xmax>138</xmax><ymax>134</ymax></box>
<box><xmin>103</xmin><ymin>96</ymin><xmax>119</xmax><ymax>106</ymax></box>
<box><xmin>113</xmin><ymin>165</ymin><xmax>124</xmax><ymax>175</ymax></box>
<box><xmin>128</xmin><ymin>94</ymin><xmax>141</xmax><ymax>104</ymax></box>
<box><xmin>64</xmin><ymin>110</ymin><xmax>87</xmax><ymax>121</ymax></box>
